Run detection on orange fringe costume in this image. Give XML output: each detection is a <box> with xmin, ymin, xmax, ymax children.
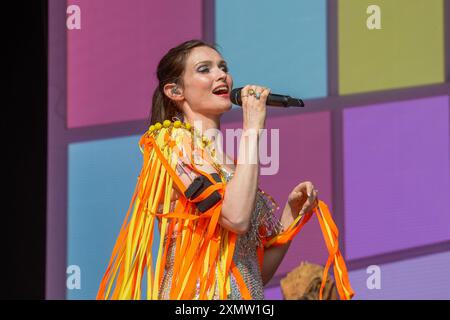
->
<box><xmin>96</xmin><ymin>120</ymin><xmax>354</xmax><ymax>300</ymax></box>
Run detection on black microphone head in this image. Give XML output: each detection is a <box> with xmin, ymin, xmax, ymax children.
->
<box><xmin>288</xmin><ymin>97</ymin><xmax>305</xmax><ymax>107</ymax></box>
<box><xmin>230</xmin><ymin>87</ymin><xmax>243</xmax><ymax>106</ymax></box>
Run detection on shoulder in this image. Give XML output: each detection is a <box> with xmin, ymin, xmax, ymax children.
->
<box><xmin>145</xmin><ymin>121</ymin><xmax>195</xmax><ymax>149</ymax></box>
<box><xmin>143</xmin><ymin>120</ymin><xmax>220</xmax><ymax>183</ymax></box>
<box><xmin>141</xmin><ymin>121</ymin><xmax>198</xmax><ymax>164</ymax></box>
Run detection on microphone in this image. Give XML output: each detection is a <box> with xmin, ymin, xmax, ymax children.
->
<box><xmin>230</xmin><ymin>87</ymin><xmax>305</xmax><ymax>108</ymax></box>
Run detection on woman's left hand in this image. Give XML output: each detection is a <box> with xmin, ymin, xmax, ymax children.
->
<box><xmin>286</xmin><ymin>181</ymin><xmax>319</xmax><ymax>219</ymax></box>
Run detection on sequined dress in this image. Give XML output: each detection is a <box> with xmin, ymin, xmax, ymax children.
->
<box><xmin>158</xmin><ymin>165</ymin><xmax>283</xmax><ymax>300</ymax></box>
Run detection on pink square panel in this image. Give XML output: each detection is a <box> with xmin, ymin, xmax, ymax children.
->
<box><xmin>67</xmin><ymin>0</ymin><xmax>203</xmax><ymax>128</ymax></box>
<box><xmin>222</xmin><ymin>111</ymin><xmax>334</xmax><ymax>276</ymax></box>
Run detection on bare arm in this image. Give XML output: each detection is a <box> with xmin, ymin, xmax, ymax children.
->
<box><xmin>217</xmin><ymin>85</ymin><xmax>271</xmax><ymax>234</ymax></box>
<box><xmin>261</xmin><ymin>182</ymin><xmax>320</xmax><ymax>285</ymax></box>
<box><xmin>219</xmin><ymin>129</ymin><xmax>260</xmax><ymax>234</ymax></box>
<box><xmin>261</xmin><ymin>205</ymin><xmax>295</xmax><ymax>285</ymax></box>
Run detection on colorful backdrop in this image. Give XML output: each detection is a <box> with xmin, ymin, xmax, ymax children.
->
<box><xmin>48</xmin><ymin>0</ymin><xmax>450</xmax><ymax>299</ymax></box>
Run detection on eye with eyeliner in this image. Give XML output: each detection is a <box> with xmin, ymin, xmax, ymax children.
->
<box><xmin>198</xmin><ymin>65</ymin><xmax>229</xmax><ymax>73</ymax></box>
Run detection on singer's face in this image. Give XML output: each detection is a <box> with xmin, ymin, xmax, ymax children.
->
<box><xmin>181</xmin><ymin>46</ymin><xmax>233</xmax><ymax>116</ymax></box>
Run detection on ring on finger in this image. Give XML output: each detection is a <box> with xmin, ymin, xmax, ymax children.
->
<box><xmin>248</xmin><ymin>88</ymin><xmax>255</xmax><ymax>96</ymax></box>
<box><xmin>255</xmin><ymin>91</ymin><xmax>261</xmax><ymax>100</ymax></box>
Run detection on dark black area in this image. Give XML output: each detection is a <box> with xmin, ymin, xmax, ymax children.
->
<box><xmin>3</xmin><ymin>0</ymin><xmax>48</xmax><ymax>299</ymax></box>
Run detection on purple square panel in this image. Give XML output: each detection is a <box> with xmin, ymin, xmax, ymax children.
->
<box><xmin>222</xmin><ymin>111</ymin><xmax>334</xmax><ymax>276</ymax></box>
<box><xmin>343</xmin><ymin>96</ymin><xmax>450</xmax><ymax>260</ymax></box>
<box><xmin>67</xmin><ymin>0</ymin><xmax>203</xmax><ymax>128</ymax></box>
<box><xmin>264</xmin><ymin>285</ymin><xmax>283</xmax><ymax>300</ymax></box>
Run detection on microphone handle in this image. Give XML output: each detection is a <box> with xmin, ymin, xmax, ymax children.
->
<box><xmin>231</xmin><ymin>87</ymin><xmax>305</xmax><ymax>107</ymax></box>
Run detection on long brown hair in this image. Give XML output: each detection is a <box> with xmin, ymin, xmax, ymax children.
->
<box><xmin>148</xmin><ymin>39</ymin><xmax>221</xmax><ymax>126</ymax></box>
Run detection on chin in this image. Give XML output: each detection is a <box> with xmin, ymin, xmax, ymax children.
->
<box><xmin>218</xmin><ymin>102</ymin><xmax>232</xmax><ymax>115</ymax></box>
<box><xmin>224</xmin><ymin>102</ymin><xmax>233</xmax><ymax>111</ymax></box>
<box><xmin>205</xmin><ymin>100</ymin><xmax>232</xmax><ymax>115</ymax></box>
<box><xmin>197</xmin><ymin>98</ymin><xmax>232</xmax><ymax>116</ymax></box>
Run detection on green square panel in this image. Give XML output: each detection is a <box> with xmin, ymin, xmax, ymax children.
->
<box><xmin>338</xmin><ymin>0</ymin><xmax>444</xmax><ymax>95</ymax></box>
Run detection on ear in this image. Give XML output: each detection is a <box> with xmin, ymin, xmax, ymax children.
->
<box><xmin>163</xmin><ymin>83</ymin><xmax>184</xmax><ymax>103</ymax></box>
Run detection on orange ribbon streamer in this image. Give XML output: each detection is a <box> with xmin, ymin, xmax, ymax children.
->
<box><xmin>97</xmin><ymin>128</ymin><xmax>252</xmax><ymax>300</ymax></box>
<box><xmin>263</xmin><ymin>200</ymin><xmax>354</xmax><ymax>300</ymax></box>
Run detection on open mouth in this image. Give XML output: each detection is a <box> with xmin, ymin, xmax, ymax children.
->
<box><xmin>212</xmin><ymin>86</ymin><xmax>230</xmax><ymax>97</ymax></box>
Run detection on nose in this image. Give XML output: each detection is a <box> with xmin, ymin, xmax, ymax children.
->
<box><xmin>217</xmin><ymin>69</ymin><xmax>227</xmax><ymax>80</ymax></box>
<box><xmin>216</xmin><ymin>68</ymin><xmax>230</xmax><ymax>85</ymax></box>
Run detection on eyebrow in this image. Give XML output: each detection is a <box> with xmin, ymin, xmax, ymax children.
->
<box><xmin>194</xmin><ymin>60</ymin><xmax>227</xmax><ymax>67</ymax></box>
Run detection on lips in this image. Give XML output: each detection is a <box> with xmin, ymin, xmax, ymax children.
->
<box><xmin>214</xmin><ymin>92</ymin><xmax>230</xmax><ymax>98</ymax></box>
<box><xmin>212</xmin><ymin>84</ymin><xmax>229</xmax><ymax>95</ymax></box>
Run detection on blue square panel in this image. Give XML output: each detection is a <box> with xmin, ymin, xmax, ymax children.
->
<box><xmin>215</xmin><ymin>0</ymin><xmax>327</xmax><ymax>101</ymax></box>
<box><xmin>67</xmin><ymin>135</ymin><xmax>160</xmax><ymax>299</ymax></box>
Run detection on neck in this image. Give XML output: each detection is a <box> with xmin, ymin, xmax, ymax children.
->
<box><xmin>184</xmin><ymin>112</ymin><xmax>221</xmax><ymax>142</ymax></box>
<box><xmin>184</xmin><ymin>111</ymin><xmax>236</xmax><ymax>167</ymax></box>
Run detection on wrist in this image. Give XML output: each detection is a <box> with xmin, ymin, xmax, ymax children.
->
<box><xmin>237</xmin><ymin>129</ymin><xmax>260</xmax><ymax>166</ymax></box>
<box><xmin>242</xmin><ymin>127</ymin><xmax>262</xmax><ymax>135</ymax></box>
<box><xmin>280</xmin><ymin>206</ymin><xmax>296</xmax><ymax>232</ymax></box>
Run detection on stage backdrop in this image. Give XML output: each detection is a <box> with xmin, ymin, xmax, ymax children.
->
<box><xmin>48</xmin><ymin>0</ymin><xmax>450</xmax><ymax>299</ymax></box>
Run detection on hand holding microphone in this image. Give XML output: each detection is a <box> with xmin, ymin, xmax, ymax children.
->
<box><xmin>240</xmin><ymin>85</ymin><xmax>271</xmax><ymax>131</ymax></box>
